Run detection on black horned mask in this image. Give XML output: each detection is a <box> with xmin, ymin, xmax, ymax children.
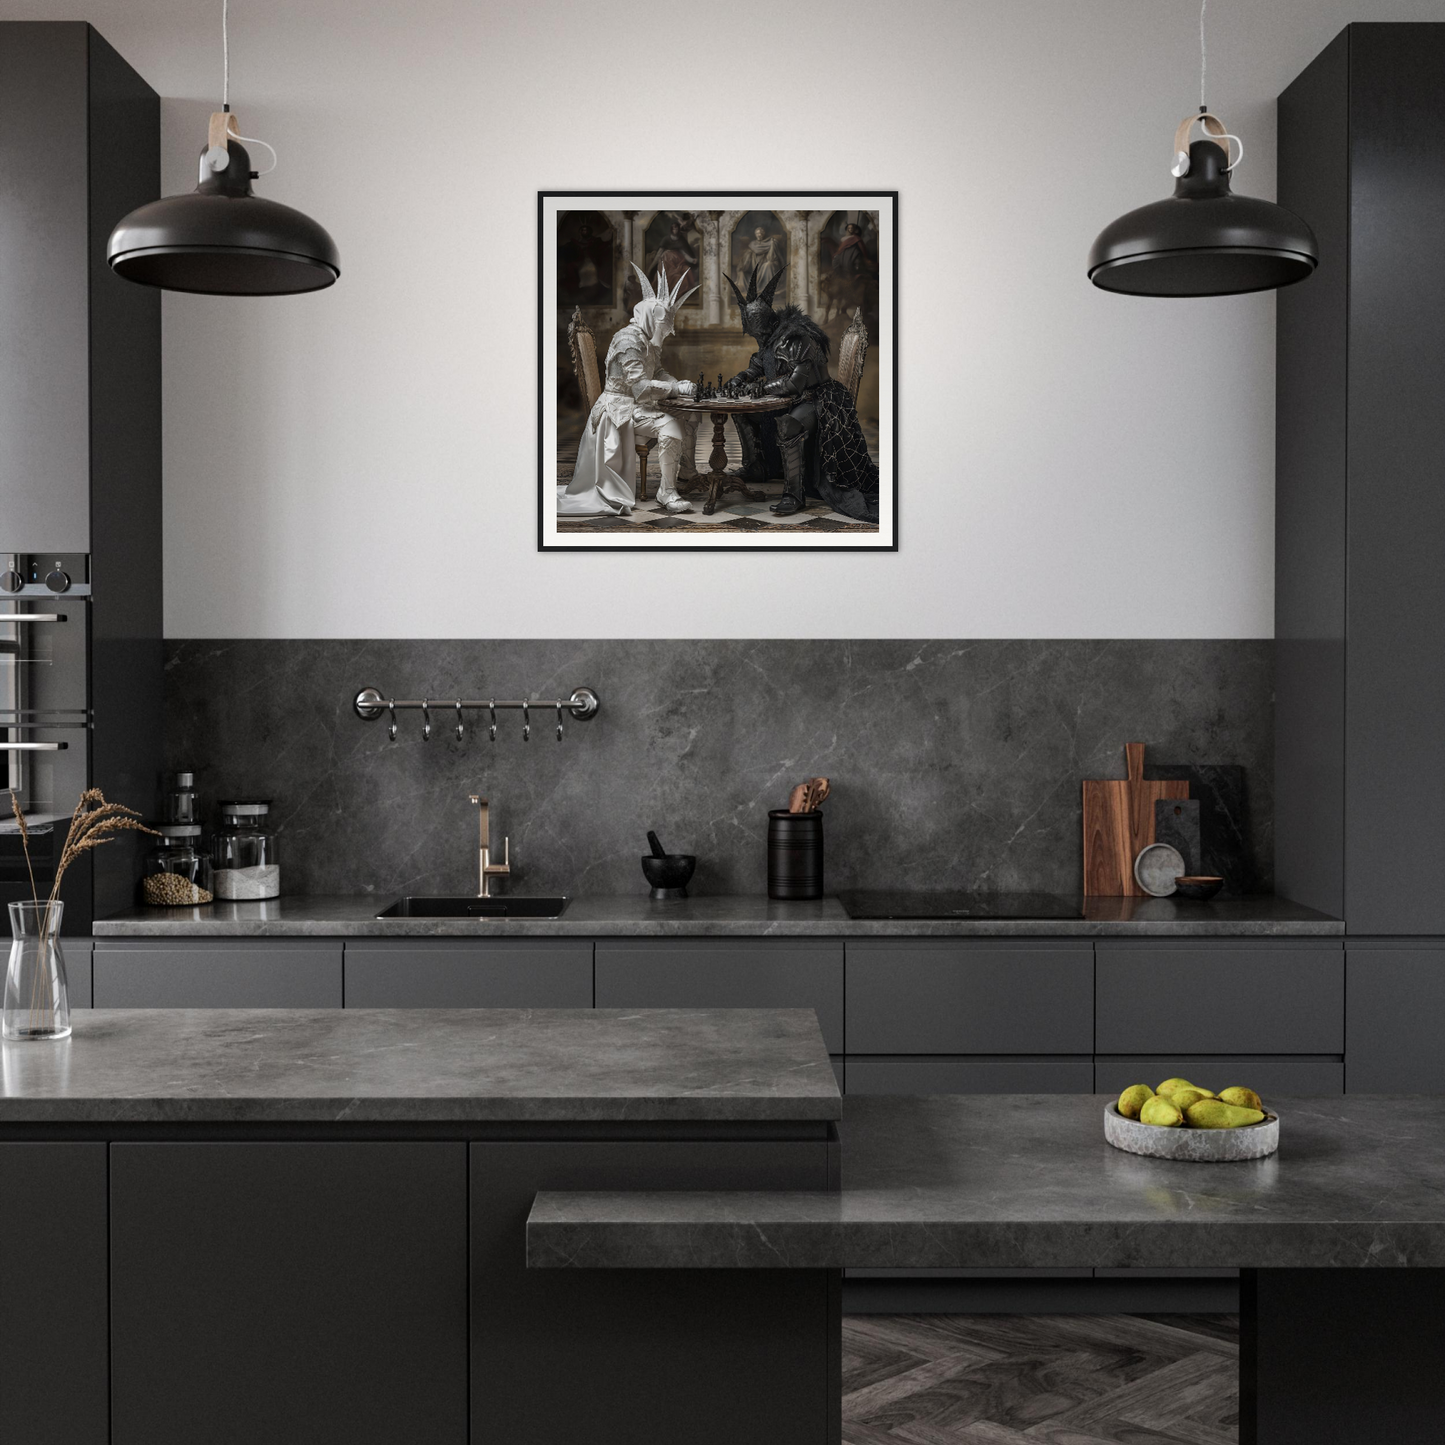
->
<box><xmin>725</xmin><ymin>264</ymin><xmax>785</xmax><ymax>343</ymax></box>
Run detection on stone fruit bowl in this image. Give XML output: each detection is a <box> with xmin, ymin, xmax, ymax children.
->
<box><xmin>1104</xmin><ymin>1103</ymin><xmax>1279</xmax><ymax>1161</ymax></box>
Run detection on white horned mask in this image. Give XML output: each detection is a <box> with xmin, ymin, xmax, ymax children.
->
<box><xmin>630</xmin><ymin>262</ymin><xmax>698</xmax><ymax>347</ymax></box>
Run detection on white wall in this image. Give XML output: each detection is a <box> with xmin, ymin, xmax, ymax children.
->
<box><xmin>5</xmin><ymin>0</ymin><xmax>1442</xmax><ymax>638</ymax></box>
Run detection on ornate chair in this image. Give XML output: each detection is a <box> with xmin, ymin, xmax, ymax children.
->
<box><xmin>836</xmin><ymin>307</ymin><xmax>870</xmax><ymax>402</ymax></box>
<box><xmin>567</xmin><ymin>306</ymin><xmax>654</xmax><ymax>501</ymax></box>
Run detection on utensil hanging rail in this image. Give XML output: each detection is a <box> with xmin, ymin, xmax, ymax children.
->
<box><xmin>353</xmin><ymin>685</ymin><xmax>600</xmax><ymax>743</ymax></box>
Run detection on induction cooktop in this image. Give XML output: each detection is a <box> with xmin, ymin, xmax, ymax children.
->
<box><xmin>836</xmin><ymin>891</ymin><xmax>1085</xmax><ymax>920</ymax></box>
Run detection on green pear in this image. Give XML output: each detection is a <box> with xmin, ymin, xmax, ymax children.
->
<box><xmin>1168</xmin><ymin>1087</ymin><xmax>1211</xmax><ymax>1111</ymax></box>
<box><xmin>1117</xmin><ymin>1084</ymin><xmax>1154</xmax><ymax>1119</ymax></box>
<box><xmin>1185</xmin><ymin>1099</ymin><xmax>1266</xmax><ymax>1129</ymax></box>
<box><xmin>1156</xmin><ymin>1077</ymin><xmax>1196</xmax><ymax>1096</ymax></box>
<box><xmin>1218</xmin><ymin>1086</ymin><xmax>1264</xmax><ymax>1112</ymax></box>
<box><xmin>1140</xmin><ymin>1096</ymin><xmax>1185</xmax><ymax>1127</ymax></box>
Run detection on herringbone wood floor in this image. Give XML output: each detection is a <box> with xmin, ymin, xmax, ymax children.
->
<box><xmin>842</xmin><ymin>1314</ymin><xmax>1239</xmax><ymax>1444</ymax></box>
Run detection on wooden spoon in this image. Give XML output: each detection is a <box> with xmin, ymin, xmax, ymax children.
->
<box><xmin>788</xmin><ymin>783</ymin><xmax>808</xmax><ymax>813</ymax></box>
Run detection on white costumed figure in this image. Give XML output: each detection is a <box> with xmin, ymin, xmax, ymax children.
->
<box><xmin>558</xmin><ymin>263</ymin><xmax>701</xmax><ymax>518</ymax></box>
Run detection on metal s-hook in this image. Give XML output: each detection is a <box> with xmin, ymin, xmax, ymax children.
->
<box><xmin>488</xmin><ymin>701</ymin><xmax>497</xmax><ymax>743</ymax></box>
<box><xmin>387</xmin><ymin>699</ymin><xmax>398</xmax><ymax>742</ymax></box>
<box><xmin>556</xmin><ymin>702</ymin><xmax>564</xmax><ymax>743</ymax></box>
<box><xmin>522</xmin><ymin>702</ymin><xmax>530</xmax><ymax>743</ymax></box>
<box><xmin>455</xmin><ymin>700</ymin><xmax>465</xmax><ymax>741</ymax></box>
<box><xmin>421</xmin><ymin>699</ymin><xmax>432</xmax><ymax>741</ymax></box>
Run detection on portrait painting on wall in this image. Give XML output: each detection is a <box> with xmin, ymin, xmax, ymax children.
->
<box><xmin>539</xmin><ymin>192</ymin><xmax>897</xmax><ymax>551</ymax></box>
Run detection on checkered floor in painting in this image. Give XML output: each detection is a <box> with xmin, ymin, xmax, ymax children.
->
<box><xmin>555</xmin><ymin>465</ymin><xmax>876</xmax><ymax>533</ymax></box>
<box><xmin>554</xmin><ymin>419</ymin><xmax>881</xmax><ymax>533</ymax></box>
<box><xmin>598</xmin><ymin>478</ymin><xmax>875</xmax><ymax>533</ymax></box>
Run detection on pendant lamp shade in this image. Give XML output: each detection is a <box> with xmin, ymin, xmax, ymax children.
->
<box><xmin>1089</xmin><ymin>133</ymin><xmax>1316</xmax><ymax>298</ymax></box>
<box><xmin>108</xmin><ymin>125</ymin><xmax>339</xmax><ymax>296</ymax></box>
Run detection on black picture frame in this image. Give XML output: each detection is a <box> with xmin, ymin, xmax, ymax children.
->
<box><xmin>539</xmin><ymin>191</ymin><xmax>899</xmax><ymax>553</ymax></box>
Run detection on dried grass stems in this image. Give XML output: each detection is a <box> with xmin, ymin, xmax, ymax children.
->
<box><xmin>11</xmin><ymin>788</ymin><xmax>158</xmax><ymax>945</ymax></box>
<box><xmin>8</xmin><ymin>790</ymin><xmax>158</xmax><ymax>1030</ymax></box>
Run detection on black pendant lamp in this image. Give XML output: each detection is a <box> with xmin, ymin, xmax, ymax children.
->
<box><xmin>107</xmin><ymin>2</ymin><xmax>339</xmax><ymax>296</ymax></box>
<box><xmin>1087</xmin><ymin>2</ymin><xmax>1315</xmax><ymax>297</ymax></box>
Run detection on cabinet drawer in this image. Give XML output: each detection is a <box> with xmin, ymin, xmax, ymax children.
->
<box><xmin>344</xmin><ymin>940</ymin><xmax>592</xmax><ymax>1009</ymax></box>
<box><xmin>1094</xmin><ymin>1056</ymin><xmax>1344</xmax><ymax>1096</ymax></box>
<box><xmin>845</xmin><ymin>1058</ymin><xmax>1094</xmax><ymax>1095</ymax></box>
<box><xmin>846</xmin><ymin>942</ymin><xmax>1093</xmax><ymax>1055</ymax></box>
<box><xmin>594</xmin><ymin>941</ymin><xmax>843</xmax><ymax>1053</ymax></box>
<box><xmin>112</xmin><ymin>1143</ymin><xmax>467</xmax><ymax>1445</ymax></box>
<box><xmin>1346</xmin><ymin>945</ymin><xmax>1445</xmax><ymax>1091</ymax></box>
<box><xmin>1095</xmin><ymin>943</ymin><xmax>1343</xmax><ymax>1054</ymax></box>
<box><xmin>65</xmin><ymin>940</ymin><xmax>92</xmax><ymax>1008</ymax></box>
<box><xmin>93</xmin><ymin>941</ymin><xmax>342</xmax><ymax>1008</ymax></box>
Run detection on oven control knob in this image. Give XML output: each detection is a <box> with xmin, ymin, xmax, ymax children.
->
<box><xmin>44</xmin><ymin>569</ymin><xmax>70</xmax><ymax>594</ymax></box>
<box><xmin>0</xmin><ymin>570</ymin><xmax>21</xmax><ymax>593</ymax></box>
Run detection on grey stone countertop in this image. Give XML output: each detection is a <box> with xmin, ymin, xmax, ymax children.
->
<box><xmin>90</xmin><ymin>893</ymin><xmax>1343</xmax><ymax>938</ymax></box>
<box><xmin>0</xmin><ymin>1008</ymin><xmax>840</xmax><ymax>1124</ymax></box>
<box><xmin>528</xmin><ymin>1093</ymin><xmax>1445</xmax><ymax>1270</ymax></box>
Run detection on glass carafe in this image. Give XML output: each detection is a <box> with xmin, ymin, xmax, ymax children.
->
<box><xmin>3</xmin><ymin>901</ymin><xmax>71</xmax><ymax>1041</ymax></box>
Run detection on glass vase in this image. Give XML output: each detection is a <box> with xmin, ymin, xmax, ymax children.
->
<box><xmin>4</xmin><ymin>901</ymin><xmax>71</xmax><ymax>1042</ymax></box>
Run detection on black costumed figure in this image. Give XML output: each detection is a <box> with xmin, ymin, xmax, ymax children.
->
<box><xmin>723</xmin><ymin>266</ymin><xmax>880</xmax><ymax>522</ymax></box>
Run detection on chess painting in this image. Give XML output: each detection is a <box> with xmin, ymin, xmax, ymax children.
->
<box><xmin>539</xmin><ymin>192</ymin><xmax>897</xmax><ymax>551</ymax></box>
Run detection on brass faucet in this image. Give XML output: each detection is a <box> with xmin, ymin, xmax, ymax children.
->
<box><xmin>467</xmin><ymin>794</ymin><xmax>511</xmax><ymax>897</ymax></box>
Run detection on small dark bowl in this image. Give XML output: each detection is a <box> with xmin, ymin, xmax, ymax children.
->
<box><xmin>1173</xmin><ymin>875</ymin><xmax>1225</xmax><ymax>901</ymax></box>
<box><xmin>642</xmin><ymin>854</ymin><xmax>696</xmax><ymax>900</ymax></box>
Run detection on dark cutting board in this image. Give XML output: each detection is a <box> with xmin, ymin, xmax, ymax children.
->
<box><xmin>1082</xmin><ymin>743</ymin><xmax>1189</xmax><ymax>896</ymax></box>
<box><xmin>1145</xmin><ymin>763</ymin><xmax>1258</xmax><ymax>895</ymax></box>
<box><xmin>1154</xmin><ymin>797</ymin><xmax>1202</xmax><ymax>876</ymax></box>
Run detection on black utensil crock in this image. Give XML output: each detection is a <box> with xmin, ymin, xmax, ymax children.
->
<box><xmin>768</xmin><ymin>810</ymin><xmax>823</xmax><ymax>900</ymax></box>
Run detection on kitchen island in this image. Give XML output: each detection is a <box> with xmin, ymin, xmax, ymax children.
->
<box><xmin>532</xmin><ymin>1092</ymin><xmax>1445</xmax><ymax>1444</ymax></box>
<box><xmin>0</xmin><ymin>1007</ymin><xmax>841</xmax><ymax>1445</ymax></box>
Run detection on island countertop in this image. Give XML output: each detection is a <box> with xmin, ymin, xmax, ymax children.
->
<box><xmin>0</xmin><ymin>1007</ymin><xmax>841</xmax><ymax>1125</ymax></box>
<box><xmin>528</xmin><ymin>1093</ymin><xmax>1445</xmax><ymax>1270</ymax></box>
<box><xmin>90</xmin><ymin>893</ymin><xmax>1343</xmax><ymax>939</ymax></box>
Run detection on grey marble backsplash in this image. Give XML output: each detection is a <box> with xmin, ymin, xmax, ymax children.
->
<box><xmin>163</xmin><ymin>640</ymin><xmax>1273</xmax><ymax>899</ymax></box>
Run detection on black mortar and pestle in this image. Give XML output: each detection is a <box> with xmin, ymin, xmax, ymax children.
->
<box><xmin>642</xmin><ymin>830</ymin><xmax>695</xmax><ymax>900</ymax></box>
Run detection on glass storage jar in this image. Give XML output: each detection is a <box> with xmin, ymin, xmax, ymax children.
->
<box><xmin>161</xmin><ymin>770</ymin><xmax>200</xmax><ymax>824</ymax></box>
<box><xmin>211</xmin><ymin>800</ymin><xmax>281</xmax><ymax>900</ymax></box>
<box><xmin>141</xmin><ymin>825</ymin><xmax>215</xmax><ymax>906</ymax></box>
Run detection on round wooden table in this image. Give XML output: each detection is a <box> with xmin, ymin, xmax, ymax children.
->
<box><xmin>659</xmin><ymin>394</ymin><xmax>798</xmax><ymax>515</ymax></box>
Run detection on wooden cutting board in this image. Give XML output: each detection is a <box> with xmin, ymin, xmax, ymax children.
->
<box><xmin>1083</xmin><ymin>743</ymin><xmax>1189</xmax><ymax>896</ymax></box>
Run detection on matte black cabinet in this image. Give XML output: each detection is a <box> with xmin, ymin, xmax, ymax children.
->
<box><xmin>846</xmin><ymin>1058</ymin><xmax>1094</xmax><ymax>1095</ymax></box>
<box><xmin>595</xmin><ymin>939</ymin><xmax>844</xmax><ymax>1054</ymax></box>
<box><xmin>1345</xmin><ymin>943</ymin><xmax>1445</xmax><ymax>1091</ymax></box>
<box><xmin>1277</xmin><ymin>24</ymin><xmax>1445</xmax><ymax>935</ymax></box>
<box><xmin>110</xmin><ymin>1142</ymin><xmax>469</xmax><ymax>1445</ymax></box>
<box><xmin>62</xmin><ymin>938</ymin><xmax>93</xmax><ymax>1007</ymax></box>
<box><xmin>1094</xmin><ymin>943</ymin><xmax>1343</xmax><ymax>1055</ymax></box>
<box><xmin>0</xmin><ymin>22</ymin><xmax>153</xmax><ymax>550</ymax></box>
<box><xmin>846</xmin><ymin>941</ymin><xmax>1093</xmax><ymax>1055</ymax></box>
<box><xmin>94</xmin><ymin>940</ymin><xmax>343</xmax><ymax>1007</ymax></box>
<box><xmin>0</xmin><ymin>1143</ymin><xmax>109</xmax><ymax>1445</ymax></box>
<box><xmin>344</xmin><ymin>938</ymin><xmax>592</xmax><ymax>1008</ymax></box>
<box><xmin>1094</xmin><ymin>1057</ymin><xmax>1344</xmax><ymax>1097</ymax></box>
<box><xmin>471</xmin><ymin>1139</ymin><xmax>834</xmax><ymax>1445</ymax></box>
<box><xmin>0</xmin><ymin>22</ymin><xmax>162</xmax><ymax>931</ymax></box>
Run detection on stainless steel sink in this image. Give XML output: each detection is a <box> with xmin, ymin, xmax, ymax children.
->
<box><xmin>376</xmin><ymin>896</ymin><xmax>570</xmax><ymax>919</ymax></box>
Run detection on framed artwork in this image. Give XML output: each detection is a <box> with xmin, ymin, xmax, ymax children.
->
<box><xmin>539</xmin><ymin>192</ymin><xmax>897</xmax><ymax>551</ymax></box>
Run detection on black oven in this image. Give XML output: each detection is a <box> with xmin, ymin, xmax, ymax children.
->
<box><xmin>1</xmin><ymin>555</ymin><xmax>94</xmax><ymax>929</ymax></box>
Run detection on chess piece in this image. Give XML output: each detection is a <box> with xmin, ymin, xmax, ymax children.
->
<box><xmin>717</xmin><ymin>373</ymin><xmax>723</xmax><ymax>394</ymax></box>
<box><xmin>698</xmin><ymin>371</ymin><xmax>705</xmax><ymax>398</ymax></box>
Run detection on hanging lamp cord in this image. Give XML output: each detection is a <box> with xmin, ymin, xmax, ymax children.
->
<box><xmin>1199</xmin><ymin>0</ymin><xmax>1207</xmax><ymax>110</ymax></box>
<box><xmin>214</xmin><ymin>0</ymin><xmax>278</xmax><ymax>174</ymax></box>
